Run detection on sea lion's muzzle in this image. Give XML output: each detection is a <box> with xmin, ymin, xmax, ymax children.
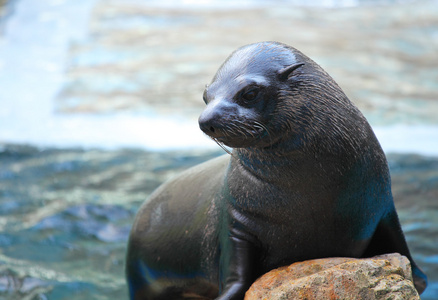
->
<box><xmin>198</xmin><ymin>98</ymin><xmax>237</xmax><ymax>139</ymax></box>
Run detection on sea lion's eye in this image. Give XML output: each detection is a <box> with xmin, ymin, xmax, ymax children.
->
<box><xmin>241</xmin><ymin>87</ymin><xmax>260</xmax><ymax>102</ymax></box>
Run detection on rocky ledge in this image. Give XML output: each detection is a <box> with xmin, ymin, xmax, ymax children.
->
<box><xmin>245</xmin><ymin>253</ymin><xmax>419</xmax><ymax>300</ymax></box>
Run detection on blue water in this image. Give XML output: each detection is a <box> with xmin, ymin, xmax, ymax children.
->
<box><xmin>0</xmin><ymin>0</ymin><xmax>437</xmax><ymax>299</ymax></box>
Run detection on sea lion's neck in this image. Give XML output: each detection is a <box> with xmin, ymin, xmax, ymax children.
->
<box><xmin>233</xmin><ymin>147</ymin><xmax>307</xmax><ymax>183</ymax></box>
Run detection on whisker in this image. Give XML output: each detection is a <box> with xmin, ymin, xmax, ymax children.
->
<box><xmin>211</xmin><ymin>137</ymin><xmax>234</xmax><ymax>156</ymax></box>
<box><xmin>254</xmin><ymin>121</ymin><xmax>273</xmax><ymax>147</ymax></box>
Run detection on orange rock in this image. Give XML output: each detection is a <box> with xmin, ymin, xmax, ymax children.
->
<box><xmin>245</xmin><ymin>253</ymin><xmax>419</xmax><ymax>300</ymax></box>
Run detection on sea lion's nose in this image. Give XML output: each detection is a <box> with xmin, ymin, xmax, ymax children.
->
<box><xmin>198</xmin><ymin>98</ymin><xmax>233</xmax><ymax>137</ymax></box>
<box><xmin>198</xmin><ymin>108</ymin><xmax>219</xmax><ymax>136</ymax></box>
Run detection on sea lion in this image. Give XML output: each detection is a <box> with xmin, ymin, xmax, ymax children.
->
<box><xmin>126</xmin><ymin>41</ymin><xmax>427</xmax><ymax>300</ymax></box>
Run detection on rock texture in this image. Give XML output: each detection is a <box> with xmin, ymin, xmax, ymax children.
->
<box><xmin>245</xmin><ymin>253</ymin><xmax>419</xmax><ymax>300</ymax></box>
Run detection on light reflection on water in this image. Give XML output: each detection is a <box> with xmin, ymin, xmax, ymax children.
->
<box><xmin>0</xmin><ymin>0</ymin><xmax>437</xmax><ymax>299</ymax></box>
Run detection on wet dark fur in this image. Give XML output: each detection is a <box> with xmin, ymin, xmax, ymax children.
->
<box><xmin>126</xmin><ymin>42</ymin><xmax>427</xmax><ymax>300</ymax></box>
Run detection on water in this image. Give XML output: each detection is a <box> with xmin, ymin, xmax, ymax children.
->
<box><xmin>1</xmin><ymin>0</ymin><xmax>438</xmax><ymax>153</ymax></box>
<box><xmin>0</xmin><ymin>145</ymin><xmax>223</xmax><ymax>299</ymax></box>
<box><xmin>0</xmin><ymin>0</ymin><xmax>437</xmax><ymax>299</ymax></box>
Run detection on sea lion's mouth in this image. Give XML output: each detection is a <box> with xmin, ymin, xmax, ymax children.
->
<box><xmin>199</xmin><ymin>111</ymin><xmax>273</xmax><ymax>150</ymax></box>
<box><xmin>208</xmin><ymin>126</ymin><xmax>271</xmax><ymax>150</ymax></box>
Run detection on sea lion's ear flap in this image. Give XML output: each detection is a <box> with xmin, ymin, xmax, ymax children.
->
<box><xmin>277</xmin><ymin>63</ymin><xmax>305</xmax><ymax>81</ymax></box>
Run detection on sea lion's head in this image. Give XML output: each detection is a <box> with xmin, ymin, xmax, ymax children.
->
<box><xmin>199</xmin><ymin>41</ymin><xmax>352</xmax><ymax>151</ymax></box>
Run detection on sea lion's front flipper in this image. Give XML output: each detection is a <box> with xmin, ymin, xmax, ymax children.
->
<box><xmin>216</xmin><ymin>233</ymin><xmax>258</xmax><ymax>300</ymax></box>
<box><xmin>363</xmin><ymin>209</ymin><xmax>428</xmax><ymax>294</ymax></box>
